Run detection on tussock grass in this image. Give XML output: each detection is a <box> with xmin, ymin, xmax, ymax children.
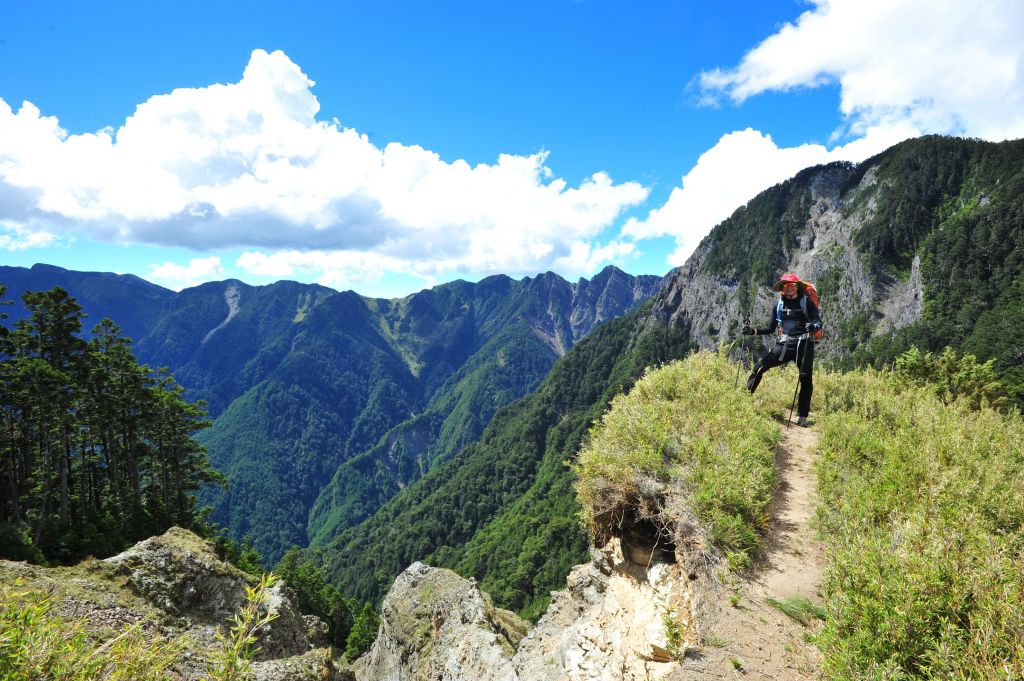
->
<box><xmin>576</xmin><ymin>345</ymin><xmax>1024</xmax><ymax>678</ymax></box>
<box><xmin>814</xmin><ymin>367</ymin><xmax>1024</xmax><ymax>679</ymax></box>
<box><xmin>765</xmin><ymin>595</ymin><xmax>826</xmax><ymax>626</ymax></box>
<box><xmin>573</xmin><ymin>350</ymin><xmax>781</xmax><ymax>567</ymax></box>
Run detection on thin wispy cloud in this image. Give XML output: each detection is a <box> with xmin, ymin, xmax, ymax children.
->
<box><xmin>631</xmin><ymin>0</ymin><xmax>1024</xmax><ymax>267</ymax></box>
<box><xmin>0</xmin><ymin>221</ymin><xmax>58</xmax><ymax>251</ymax></box>
<box><xmin>0</xmin><ymin>49</ymin><xmax>649</xmax><ymax>286</ymax></box>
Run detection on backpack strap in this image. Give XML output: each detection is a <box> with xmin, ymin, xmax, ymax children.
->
<box><xmin>799</xmin><ymin>293</ymin><xmax>822</xmax><ymax>341</ymax></box>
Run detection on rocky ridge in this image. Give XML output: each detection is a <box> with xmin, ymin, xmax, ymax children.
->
<box><xmin>650</xmin><ymin>163</ymin><xmax>923</xmax><ymax>356</ymax></box>
<box><xmin>352</xmin><ymin>418</ymin><xmax>826</xmax><ymax>681</ymax></box>
<box><xmin>0</xmin><ymin>526</ymin><xmax>349</xmax><ymax>681</ymax></box>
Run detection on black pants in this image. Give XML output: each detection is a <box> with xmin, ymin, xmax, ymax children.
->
<box><xmin>746</xmin><ymin>338</ymin><xmax>815</xmax><ymax>417</ymax></box>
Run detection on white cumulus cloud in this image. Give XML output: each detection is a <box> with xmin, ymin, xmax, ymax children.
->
<box><xmin>147</xmin><ymin>257</ymin><xmax>224</xmax><ymax>291</ymax></box>
<box><xmin>0</xmin><ymin>49</ymin><xmax>648</xmax><ymax>283</ymax></box>
<box><xmin>699</xmin><ymin>0</ymin><xmax>1024</xmax><ymax>141</ymax></box>
<box><xmin>632</xmin><ymin>0</ymin><xmax>1024</xmax><ymax>267</ymax></box>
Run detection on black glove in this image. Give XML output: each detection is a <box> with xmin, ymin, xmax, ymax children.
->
<box><xmin>741</xmin><ymin>324</ymin><xmax>756</xmax><ymax>336</ymax></box>
<box><xmin>810</xmin><ymin>322</ymin><xmax>822</xmax><ymax>332</ymax></box>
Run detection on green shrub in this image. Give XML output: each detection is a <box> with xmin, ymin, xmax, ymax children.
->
<box><xmin>894</xmin><ymin>346</ymin><xmax>1009</xmax><ymax>410</ymax></box>
<box><xmin>204</xmin><ymin>572</ymin><xmax>280</xmax><ymax>681</ymax></box>
<box><xmin>345</xmin><ymin>602</ymin><xmax>380</xmax><ymax>661</ymax></box>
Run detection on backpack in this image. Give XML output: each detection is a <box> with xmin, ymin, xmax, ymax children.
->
<box><xmin>775</xmin><ymin>280</ymin><xmax>822</xmax><ymax>341</ymax></box>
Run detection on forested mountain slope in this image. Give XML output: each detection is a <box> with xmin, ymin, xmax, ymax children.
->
<box><xmin>320</xmin><ymin>134</ymin><xmax>1024</xmax><ymax>619</ymax></box>
<box><xmin>0</xmin><ymin>264</ymin><xmax>661</xmax><ymax>564</ymax></box>
<box><xmin>318</xmin><ymin>304</ymin><xmax>693</xmax><ymax>618</ymax></box>
<box><xmin>649</xmin><ymin>136</ymin><xmax>1024</xmax><ymax>401</ymax></box>
<box><xmin>0</xmin><ymin>263</ymin><xmax>172</xmax><ymax>343</ymax></box>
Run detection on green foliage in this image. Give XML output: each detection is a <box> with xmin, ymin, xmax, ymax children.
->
<box><xmin>0</xmin><ymin>578</ymin><xmax>183</xmax><ymax>680</ymax></box>
<box><xmin>848</xmin><ymin>136</ymin><xmax>985</xmax><ymax>273</ymax></box>
<box><xmin>832</xmin><ymin>137</ymin><xmax>1024</xmax><ymax>406</ymax></box>
<box><xmin>814</xmin><ymin>368</ymin><xmax>1024</xmax><ymax>679</ymax></box>
<box><xmin>0</xmin><ymin>286</ymin><xmax>218</xmax><ymax>565</ymax></box>
<box><xmin>662</xmin><ymin>607</ymin><xmax>686</xmax><ymax>659</ymax></box>
<box><xmin>893</xmin><ymin>346</ymin><xmax>1009</xmax><ymax>409</ymax></box>
<box><xmin>573</xmin><ymin>351</ymin><xmax>778</xmax><ymax>567</ymax></box>
<box><xmin>204</xmin><ymin>572</ymin><xmax>280</xmax><ymax>681</ymax></box>
<box><xmin>306</xmin><ymin>324</ymin><xmax>559</xmax><ymax>548</ymax></box>
<box><xmin>198</xmin><ymin>522</ymin><xmax>264</xmax><ymax>577</ymax></box>
<box><xmin>275</xmin><ymin>546</ymin><xmax>354</xmax><ymax>647</ymax></box>
<box><xmin>344</xmin><ymin>602</ymin><xmax>379</xmax><ymax>661</ymax></box>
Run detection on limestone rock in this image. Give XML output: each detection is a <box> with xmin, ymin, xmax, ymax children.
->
<box><xmin>648</xmin><ymin>163</ymin><xmax>925</xmax><ymax>360</ymax></box>
<box><xmin>104</xmin><ymin>526</ymin><xmax>248</xmax><ymax>622</ymax></box>
<box><xmin>354</xmin><ymin>562</ymin><xmax>528</xmax><ymax>681</ymax></box>
<box><xmin>514</xmin><ymin>539</ymin><xmax>690</xmax><ymax>681</ymax></box>
<box><xmin>254</xmin><ymin>648</ymin><xmax>355</xmax><ymax>681</ymax></box>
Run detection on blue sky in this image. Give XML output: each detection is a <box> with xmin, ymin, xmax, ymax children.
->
<box><xmin>1</xmin><ymin>1</ymin><xmax>1022</xmax><ymax>297</ymax></box>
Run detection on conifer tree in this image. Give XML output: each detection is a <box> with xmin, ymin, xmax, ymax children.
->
<box><xmin>344</xmin><ymin>602</ymin><xmax>379</xmax><ymax>661</ymax></box>
<box><xmin>0</xmin><ymin>286</ymin><xmax>219</xmax><ymax>563</ymax></box>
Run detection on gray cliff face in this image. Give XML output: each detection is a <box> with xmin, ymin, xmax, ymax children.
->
<box><xmin>355</xmin><ymin>562</ymin><xmax>528</xmax><ymax>681</ymax></box>
<box><xmin>651</xmin><ymin>164</ymin><xmax>923</xmax><ymax>356</ymax></box>
<box><xmin>568</xmin><ymin>267</ymin><xmax>664</xmax><ymax>344</ymax></box>
<box><xmin>524</xmin><ymin>267</ymin><xmax>664</xmax><ymax>356</ymax></box>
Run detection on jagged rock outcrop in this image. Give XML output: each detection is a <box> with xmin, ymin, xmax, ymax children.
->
<box><xmin>356</xmin><ymin>542</ymin><xmax>694</xmax><ymax>681</ymax></box>
<box><xmin>104</xmin><ymin>526</ymin><xmax>249</xmax><ymax>622</ymax></box>
<box><xmin>513</xmin><ymin>540</ymin><xmax>691</xmax><ymax>681</ymax></box>
<box><xmin>355</xmin><ymin>562</ymin><xmax>528</xmax><ymax>681</ymax></box>
<box><xmin>0</xmin><ymin>527</ymin><xmax>346</xmax><ymax>680</ymax></box>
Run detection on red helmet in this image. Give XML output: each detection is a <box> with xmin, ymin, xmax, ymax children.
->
<box><xmin>772</xmin><ymin>273</ymin><xmax>800</xmax><ymax>291</ymax></box>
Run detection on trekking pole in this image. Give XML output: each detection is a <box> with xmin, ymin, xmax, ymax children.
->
<box><xmin>786</xmin><ymin>335</ymin><xmax>804</xmax><ymax>429</ymax></box>
<box><xmin>734</xmin><ymin>319</ymin><xmax>749</xmax><ymax>389</ymax></box>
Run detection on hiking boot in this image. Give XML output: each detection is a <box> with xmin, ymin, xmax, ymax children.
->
<box><xmin>797</xmin><ymin>416</ymin><xmax>810</xmax><ymax>427</ymax></box>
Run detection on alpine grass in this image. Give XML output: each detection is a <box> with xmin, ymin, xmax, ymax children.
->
<box><xmin>814</xmin><ymin>359</ymin><xmax>1024</xmax><ymax>679</ymax></box>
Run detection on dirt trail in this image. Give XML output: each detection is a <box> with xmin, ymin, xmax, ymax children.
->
<box><xmin>670</xmin><ymin>422</ymin><xmax>826</xmax><ymax>680</ymax></box>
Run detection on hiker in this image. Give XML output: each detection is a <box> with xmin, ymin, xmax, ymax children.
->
<box><xmin>741</xmin><ymin>273</ymin><xmax>822</xmax><ymax>427</ymax></box>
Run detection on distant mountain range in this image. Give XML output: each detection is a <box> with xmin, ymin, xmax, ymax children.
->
<box><xmin>0</xmin><ymin>263</ymin><xmax>665</xmax><ymax>564</ymax></box>
<box><xmin>3</xmin><ymin>134</ymin><xmax>1022</xmax><ymax>621</ymax></box>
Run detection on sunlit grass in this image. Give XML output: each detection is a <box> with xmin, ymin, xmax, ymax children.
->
<box><xmin>765</xmin><ymin>595</ymin><xmax>826</xmax><ymax>626</ymax></box>
<box><xmin>575</xmin><ymin>345</ymin><xmax>1024</xmax><ymax>679</ymax></box>
<box><xmin>814</xmin><ymin>365</ymin><xmax>1024</xmax><ymax>679</ymax></box>
<box><xmin>0</xmin><ymin>579</ymin><xmax>182</xmax><ymax>680</ymax></box>
<box><xmin>574</xmin><ymin>350</ymin><xmax>782</xmax><ymax>567</ymax></box>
